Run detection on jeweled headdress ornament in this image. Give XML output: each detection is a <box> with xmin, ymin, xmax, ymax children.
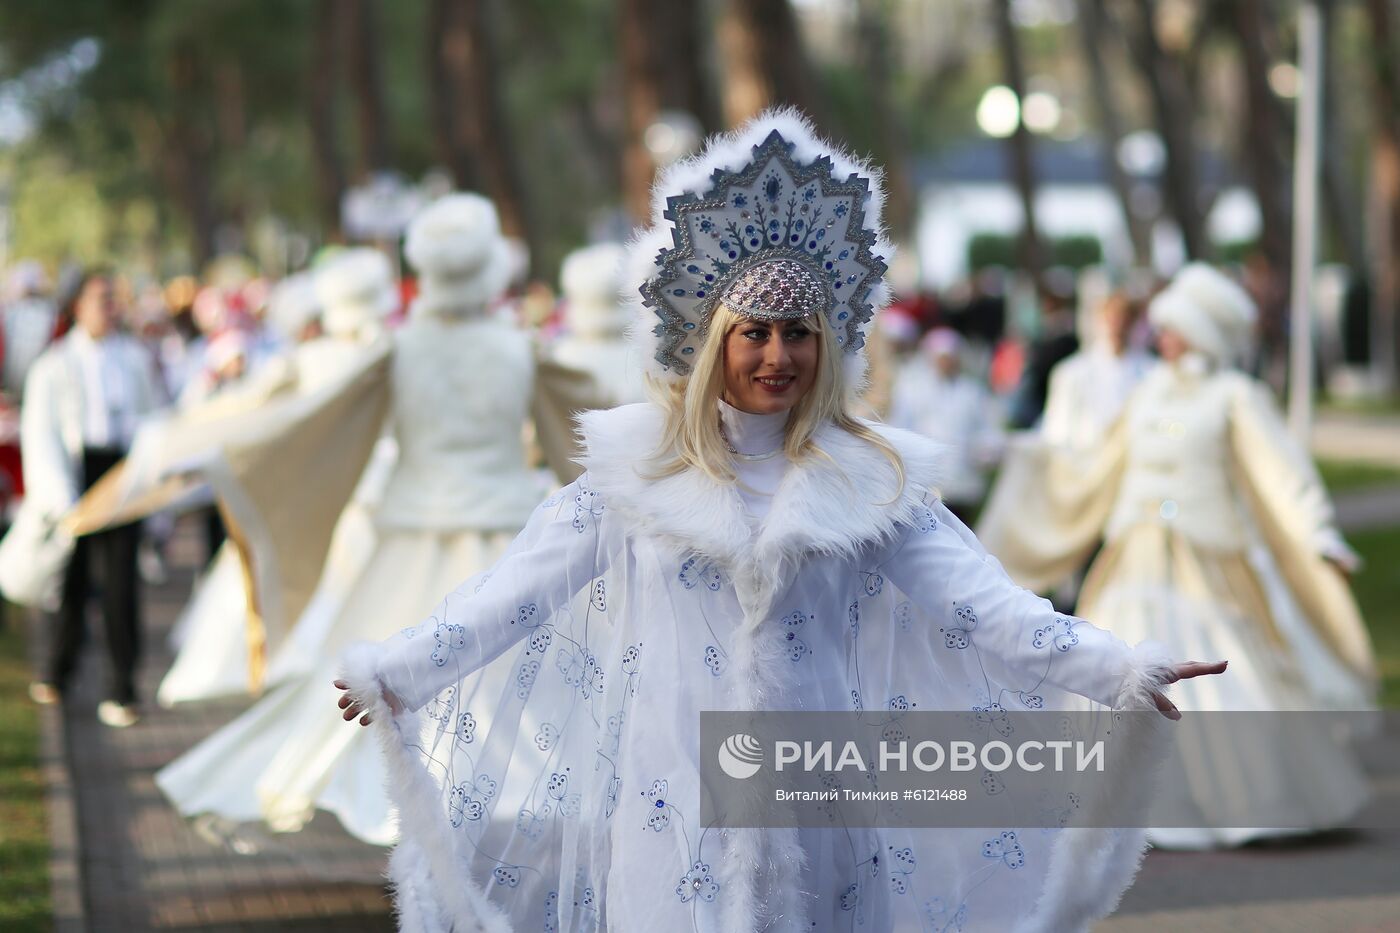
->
<box><xmin>628</xmin><ymin>108</ymin><xmax>891</xmax><ymax>381</ymax></box>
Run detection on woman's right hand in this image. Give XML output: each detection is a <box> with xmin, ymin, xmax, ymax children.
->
<box><xmin>1150</xmin><ymin>660</ymin><xmax>1228</xmax><ymax>720</ymax></box>
<box><xmin>333</xmin><ymin>679</ymin><xmax>401</xmax><ymax>726</ymax></box>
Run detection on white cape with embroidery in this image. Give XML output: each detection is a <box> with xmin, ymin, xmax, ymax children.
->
<box><xmin>342</xmin><ymin>403</ymin><xmax>1174</xmax><ymax>933</ymax></box>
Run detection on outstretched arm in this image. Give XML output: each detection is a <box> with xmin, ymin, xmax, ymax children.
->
<box><xmin>885</xmin><ymin>500</ymin><xmax>1225</xmax><ymax>714</ymax></box>
<box><xmin>336</xmin><ymin>476</ymin><xmax>611</xmax><ymax>723</ymax></box>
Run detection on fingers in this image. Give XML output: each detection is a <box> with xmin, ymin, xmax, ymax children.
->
<box><xmin>1152</xmin><ymin>691</ymin><xmax>1181</xmax><ymax>721</ymax></box>
<box><xmin>360</xmin><ymin>712</ymin><xmax>373</xmax><ymax>726</ymax></box>
<box><xmin>332</xmin><ymin>679</ymin><xmax>347</xmax><ymax>689</ymax></box>
<box><xmin>1172</xmin><ymin>660</ymin><xmax>1228</xmax><ymax>682</ymax></box>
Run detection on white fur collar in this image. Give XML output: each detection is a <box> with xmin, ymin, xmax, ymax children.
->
<box><xmin>576</xmin><ymin>403</ymin><xmax>944</xmax><ymax>572</ymax></box>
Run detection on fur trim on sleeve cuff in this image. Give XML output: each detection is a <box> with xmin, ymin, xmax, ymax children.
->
<box><xmin>338</xmin><ymin>641</ymin><xmax>397</xmax><ymax>723</ymax></box>
<box><xmin>1113</xmin><ymin>640</ymin><xmax>1177</xmax><ymax>711</ymax></box>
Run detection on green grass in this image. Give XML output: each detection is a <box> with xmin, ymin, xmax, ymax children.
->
<box><xmin>1318</xmin><ymin>458</ymin><xmax>1400</xmax><ymax>494</ymax></box>
<box><xmin>1350</xmin><ymin>526</ymin><xmax>1400</xmax><ymax>708</ymax></box>
<box><xmin>0</xmin><ymin>612</ymin><xmax>50</xmax><ymax>931</ymax></box>
<box><xmin>1321</xmin><ymin>396</ymin><xmax>1400</xmax><ymax>417</ymax></box>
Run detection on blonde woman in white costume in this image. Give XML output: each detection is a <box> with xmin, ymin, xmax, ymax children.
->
<box><xmin>335</xmin><ymin>111</ymin><xmax>1226</xmax><ymax>932</ymax></box>
<box><xmin>157</xmin><ymin>195</ymin><xmax>551</xmax><ymax>845</ymax></box>
<box><xmin>979</xmin><ymin>263</ymin><xmax>1376</xmax><ymax>849</ymax></box>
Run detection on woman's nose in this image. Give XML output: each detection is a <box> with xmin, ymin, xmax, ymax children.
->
<box><xmin>764</xmin><ymin>339</ymin><xmax>791</xmax><ymax>369</ymax></box>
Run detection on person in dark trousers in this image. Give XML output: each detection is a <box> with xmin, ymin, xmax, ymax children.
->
<box><xmin>13</xmin><ymin>271</ymin><xmax>164</xmax><ymax>726</ymax></box>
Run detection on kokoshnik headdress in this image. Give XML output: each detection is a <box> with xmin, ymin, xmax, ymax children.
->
<box><xmin>628</xmin><ymin>108</ymin><xmax>891</xmax><ymax>382</ymax></box>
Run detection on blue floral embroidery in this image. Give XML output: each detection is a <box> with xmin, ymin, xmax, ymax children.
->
<box><xmin>850</xmin><ymin>688</ymin><xmax>863</xmax><ymax>711</ymax></box>
<box><xmin>1018</xmin><ymin>692</ymin><xmax>1045</xmax><ymax>709</ymax></box>
<box><xmin>425</xmin><ymin>685</ymin><xmax>456</xmax><ymax>722</ymax></box>
<box><xmin>590</xmin><ymin>579</ymin><xmax>607</xmax><ymax>611</ymax></box>
<box><xmin>780</xmin><ymin>610</ymin><xmax>811</xmax><ymax>660</ymax></box>
<box><xmin>547</xmin><ymin>770</ymin><xmax>581</xmax><ymax>818</ymax></box>
<box><xmin>981</xmin><ymin>830</ymin><xmax>1025</xmax><ymax>869</ymax></box>
<box><xmin>973</xmin><ymin>702</ymin><xmax>1013</xmax><ymax>737</ymax></box>
<box><xmin>534</xmin><ymin>722</ymin><xmax>559</xmax><ymax>750</ymax></box>
<box><xmin>888</xmin><ymin>846</ymin><xmax>916</xmax><ymax>895</ymax></box>
<box><xmin>911</xmin><ymin>504</ymin><xmax>939</xmax><ymax>534</ymax></box>
<box><xmin>430</xmin><ymin>620</ymin><xmax>466</xmax><ymax>666</ymax></box>
<box><xmin>848</xmin><ymin>601</ymin><xmax>860</xmax><ymax>637</ymax></box>
<box><xmin>941</xmin><ymin>603</ymin><xmax>978</xmax><ymax>649</ymax></box>
<box><xmin>640</xmin><ymin>778</ymin><xmax>671</xmax><ymax>831</ymax></box>
<box><xmin>893</xmin><ymin>601</ymin><xmax>913</xmax><ymax>632</ymax></box>
<box><xmin>703</xmin><ymin>645</ymin><xmax>725</xmax><ymax>676</ymax></box>
<box><xmin>543</xmin><ymin>891</ymin><xmax>560</xmax><ymax>932</ymax></box>
<box><xmin>859</xmin><ymin>570</ymin><xmax>884</xmax><ymax>596</ymax></box>
<box><xmin>839</xmin><ymin>882</ymin><xmax>860</xmax><ymax>911</ymax></box>
<box><xmin>676</xmin><ymin>861</ymin><xmax>719</xmax><ymax>902</ymax></box>
<box><xmin>1032</xmin><ymin>617</ymin><xmax>1081</xmax><ymax>652</ymax></box>
<box><xmin>922</xmin><ymin>897</ymin><xmax>968</xmax><ymax>932</ymax></box>
<box><xmin>571</xmin><ymin>482</ymin><xmax>605</xmax><ymax>533</ymax></box>
<box><xmin>493</xmin><ymin>865</ymin><xmax>522</xmax><ymax>887</ymax></box>
<box><xmin>678</xmin><ymin>555</ymin><xmax>723</xmax><ymax>591</ymax></box>
<box><xmin>981</xmin><ymin>770</ymin><xmax>1005</xmax><ymax>795</ymax></box>
<box><xmin>557</xmin><ymin>647</ymin><xmax>605</xmax><ymax>696</ymax></box>
<box><xmin>517</xmin><ymin>806</ymin><xmax>548</xmax><ymax>839</ymax></box>
<box><xmin>516</xmin><ymin>659</ymin><xmax>540</xmax><ymax>699</ymax></box>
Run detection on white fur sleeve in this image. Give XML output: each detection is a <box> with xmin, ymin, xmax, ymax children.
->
<box><xmin>339</xmin><ymin>475</ymin><xmax>611</xmax><ymax>713</ymax></box>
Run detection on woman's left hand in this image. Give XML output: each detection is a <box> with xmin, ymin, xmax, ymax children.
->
<box><xmin>1150</xmin><ymin>660</ymin><xmax>1228</xmax><ymax>720</ymax></box>
<box><xmin>333</xmin><ymin>678</ymin><xmax>401</xmax><ymax>726</ymax></box>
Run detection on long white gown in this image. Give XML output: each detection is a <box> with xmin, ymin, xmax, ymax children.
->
<box><xmin>979</xmin><ymin>358</ymin><xmax>1377</xmax><ymax>848</ymax></box>
<box><xmin>339</xmin><ymin>400</ymin><xmax>1181</xmax><ymax>932</ymax></box>
<box><xmin>156</xmin><ymin>306</ymin><xmax>549</xmax><ymax>845</ymax></box>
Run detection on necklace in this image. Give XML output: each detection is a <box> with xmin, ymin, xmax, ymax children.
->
<box><xmin>719</xmin><ymin>422</ymin><xmax>781</xmax><ymax>462</ymax></box>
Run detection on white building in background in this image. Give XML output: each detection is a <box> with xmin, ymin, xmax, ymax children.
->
<box><xmin>911</xmin><ymin>138</ymin><xmax>1253</xmax><ymax>290</ymax></box>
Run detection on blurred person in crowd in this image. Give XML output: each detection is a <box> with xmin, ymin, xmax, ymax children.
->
<box><xmin>550</xmin><ymin>242</ymin><xmax>643</xmax><ymax>406</ymax></box>
<box><xmin>0</xmin><ymin>270</ymin><xmax>166</xmax><ymax>727</ymax></box>
<box><xmin>156</xmin><ymin>194</ymin><xmax>568</xmax><ymax>846</ymax></box>
<box><xmin>3</xmin><ymin>261</ymin><xmax>59</xmax><ymax>398</ymax></box>
<box><xmin>889</xmin><ymin>327</ymin><xmax>1004</xmax><ymax>521</ymax></box>
<box><xmin>1007</xmin><ymin>286</ymin><xmax>1079</xmax><ymax>430</ymax></box>
<box><xmin>178</xmin><ymin>328</ymin><xmax>251</xmax><ymax>408</ymax></box>
<box><xmin>1040</xmin><ymin>290</ymin><xmax>1152</xmax><ymax>451</ymax></box>
<box><xmin>979</xmin><ymin>263</ymin><xmax>1376</xmax><ymax>848</ymax></box>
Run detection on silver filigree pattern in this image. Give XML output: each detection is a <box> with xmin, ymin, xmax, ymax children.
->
<box><xmin>640</xmin><ymin>128</ymin><xmax>887</xmax><ymax>375</ymax></box>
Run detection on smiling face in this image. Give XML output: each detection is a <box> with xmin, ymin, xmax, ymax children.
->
<box><xmin>720</xmin><ymin>315</ymin><xmax>820</xmax><ymax>414</ymax></box>
<box><xmin>1156</xmin><ymin>327</ymin><xmax>1190</xmax><ymax>362</ymax></box>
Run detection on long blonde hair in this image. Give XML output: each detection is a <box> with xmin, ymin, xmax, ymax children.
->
<box><xmin>644</xmin><ymin>305</ymin><xmax>905</xmax><ymax>495</ymax></box>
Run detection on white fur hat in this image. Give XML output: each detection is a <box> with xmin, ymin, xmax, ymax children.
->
<box><xmin>404</xmin><ymin>193</ymin><xmax>512</xmax><ymax>316</ymax></box>
<box><xmin>1148</xmin><ymin>263</ymin><xmax>1257</xmax><ymax>364</ymax></box>
<box><xmin>560</xmin><ymin>243</ymin><xmax>627</xmax><ymax>338</ymax></box>
<box><xmin>313</xmin><ymin>248</ymin><xmax>397</xmax><ymax>338</ymax></box>
<box><xmin>266</xmin><ymin>272</ymin><xmax>321</xmax><ymax>342</ymax></box>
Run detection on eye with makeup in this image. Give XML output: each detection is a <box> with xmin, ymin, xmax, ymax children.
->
<box><xmin>739</xmin><ymin>322</ymin><xmax>813</xmax><ymax>343</ymax></box>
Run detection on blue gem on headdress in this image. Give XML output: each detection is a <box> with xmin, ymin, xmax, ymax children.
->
<box><xmin>732</xmin><ymin>194</ymin><xmax>747</xmax><ymax>208</ymax></box>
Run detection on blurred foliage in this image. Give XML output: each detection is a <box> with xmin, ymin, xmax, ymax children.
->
<box><xmin>1349</xmin><ymin>525</ymin><xmax>1400</xmax><ymax>708</ymax></box>
<box><xmin>968</xmin><ymin>231</ymin><xmax>1102</xmax><ymax>271</ymax></box>
<box><xmin>1317</xmin><ymin>458</ymin><xmax>1400</xmax><ymax>494</ymax></box>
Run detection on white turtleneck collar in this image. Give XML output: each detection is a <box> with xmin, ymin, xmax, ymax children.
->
<box><xmin>718</xmin><ymin>398</ymin><xmax>788</xmax><ymax>457</ymax></box>
<box><xmin>717</xmin><ymin>399</ymin><xmax>790</xmax><ymax>523</ymax></box>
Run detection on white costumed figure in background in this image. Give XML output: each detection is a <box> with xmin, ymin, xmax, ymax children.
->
<box><xmin>1039</xmin><ymin>291</ymin><xmax>1151</xmax><ymax>452</ymax></box>
<box><xmin>888</xmin><ymin>327</ymin><xmax>1003</xmax><ymax>520</ymax></box>
<box><xmin>550</xmin><ymin>243</ymin><xmax>645</xmax><ymax>406</ymax></box>
<box><xmin>978</xmin><ymin>263</ymin><xmax>1376</xmax><ymax>849</ymax></box>
<box><xmin>157</xmin><ymin>259</ymin><xmax>397</xmax><ymax>706</ymax></box>
<box><xmin>156</xmin><ymin>195</ymin><xmax>554</xmax><ymax>846</ymax></box>
<box><xmin>334</xmin><ymin>111</ymin><xmax>1226</xmax><ymax>933</ymax></box>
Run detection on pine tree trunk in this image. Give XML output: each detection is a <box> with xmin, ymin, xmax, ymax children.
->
<box><xmin>1127</xmin><ymin>0</ymin><xmax>1208</xmax><ymax>260</ymax></box>
<box><xmin>429</xmin><ymin>0</ymin><xmax>479</xmax><ymax>188</ymax></box>
<box><xmin>717</xmin><ymin>0</ymin><xmax>821</xmax><ymax>126</ymax></box>
<box><xmin>345</xmin><ymin>0</ymin><xmax>392</xmax><ymax>178</ymax></box>
<box><xmin>620</xmin><ymin>0</ymin><xmax>665</xmax><ymax>222</ymax></box>
<box><xmin>993</xmin><ymin>0</ymin><xmax>1048</xmax><ymax>294</ymax></box>
<box><xmin>167</xmin><ymin>42</ymin><xmax>219</xmax><ymax>266</ymax></box>
<box><xmin>308</xmin><ymin>0</ymin><xmax>346</xmax><ymax>241</ymax></box>
<box><xmin>1078</xmin><ymin>0</ymin><xmax>1151</xmax><ymax>265</ymax></box>
<box><xmin>1365</xmin><ymin>0</ymin><xmax>1400</xmax><ymax>389</ymax></box>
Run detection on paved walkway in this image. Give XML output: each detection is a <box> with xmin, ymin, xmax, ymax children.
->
<box><xmin>1313</xmin><ymin>410</ymin><xmax>1400</xmax><ymax>470</ymax></box>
